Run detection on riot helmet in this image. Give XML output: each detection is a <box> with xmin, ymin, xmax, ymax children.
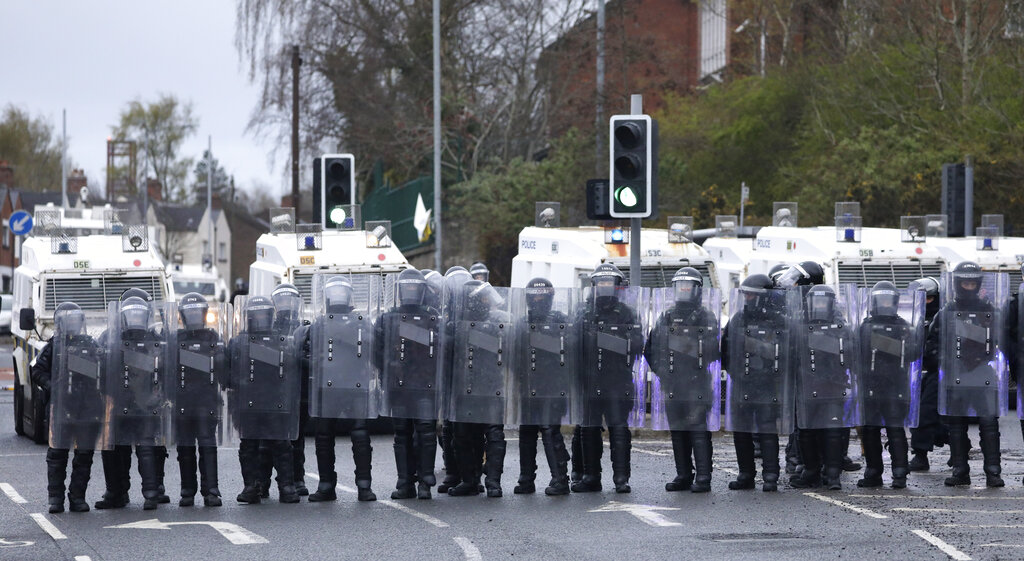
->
<box><xmin>470</xmin><ymin>262</ymin><xmax>490</xmax><ymax>282</ymax></box>
<box><xmin>525</xmin><ymin>277</ymin><xmax>554</xmax><ymax>317</ymax></box>
<box><xmin>244</xmin><ymin>296</ymin><xmax>275</xmax><ymax>333</ymax></box>
<box><xmin>443</xmin><ymin>268</ymin><xmax>472</xmax><ymax>315</ymax></box>
<box><xmin>121</xmin><ymin>296</ymin><xmax>152</xmax><ymax>332</ymax></box>
<box><xmin>323</xmin><ymin>276</ymin><xmax>353</xmax><ymax>313</ymax></box>
<box><xmin>121</xmin><ymin>287</ymin><xmax>153</xmax><ymax>303</ymax></box>
<box><xmin>235</xmin><ymin>277</ymin><xmax>245</xmax><ymax>291</ymax></box>
<box><xmin>777</xmin><ymin>261</ymin><xmax>825</xmax><ymax>288</ymax></box>
<box><xmin>768</xmin><ymin>264</ymin><xmax>788</xmax><ymax>288</ymax></box>
<box><xmin>806</xmin><ymin>285</ymin><xmax>836</xmax><ymax>323</ymax></box>
<box><xmin>671</xmin><ymin>267</ymin><xmax>703</xmax><ymax>306</ymax></box>
<box><xmin>423</xmin><ymin>270</ymin><xmax>443</xmax><ymax>310</ymax></box>
<box><xmin>445</xmin><ymin>266</ymin><xmax>468</xmax><ymax>276</ymax></box>
<box><xmin>397</xmin><ymin>269</ymin><xmax>426</xmax><ymax>307</ymax></box>
<box><xmin>909</xmin><ymin>276</ymin><xmax>940</xmax><ymax>320</ymax></box>
<box><xmin>739</xmin><ymin>274</ymin><xmax>773</xmax><ymax>311</ymax></box>
<box><xmin>271</xmin><ymin>283</ymin><xmax>302</xmax><ymax>323</ymax></box>
<box><xmin>590</xmin><ymin>263</ymin><xmax>625</xmax><ymax>304</ymax></box>
<box><xmin>54</xmin><ymin>302</ymin><xmax>85</xmax><ymax>335</ymax></box>
<box><xmin>952</xmin><ymin>261</ymin><xmax>983</xmax><ymax>303</ymax></box>
<box><xmin>868</xmin><ymin>281</ymin><xmax>899</xmax><ymax>318</ymax></box>
<box><xmin>179</xmin><ymin>292</ymin><xmax>209</xmax><ymax>330</ymax></box>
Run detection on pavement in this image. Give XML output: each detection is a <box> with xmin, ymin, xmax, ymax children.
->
<box><xmin>2</xmin><ymin>393</ymin><xmax>1024</xmax><ymax>560</ymax></box>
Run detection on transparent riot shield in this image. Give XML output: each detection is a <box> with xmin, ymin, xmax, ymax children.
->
<box><xmin>794</xmin><ymin>284</ymin><xmax>861</xmax><ymax>429</ymax></box>
<box><xmin>723</xmin><ymin>288</ymin><xmax>795</xmax><ymax>435</ymax></box>
<box><xmin>437</xmin><ymin>269</ymin><xmax>473</xmax><ymax>418</ymax></box>
<box><xmin>646</xmin><ymin>287</ymin><xmax>721</xmax><ymax>431</ymax></box>
<box><xmin>857</xmin><ymin>287</ymin><xmax>925</xmax><ymax>428</ymax></box>
<box><xmin>1019</xmin><ymin>282</ymin><xmax>1024</xmax><ymax>419</ymax></box>
<box><xmin>579</xmin><ymin>286</ymin><xmax>648</xmax><ymax>428</ymax></box>
<box><xmin>50</xmin><ymin>314</ymin><xmax>111</xmax><ymax>450</ymax></box>
<box><xmin>308</xmin><ymin>273</ymin><xmax>382</xmax><ymax>420</ymax></box>
<box><xmin>937</xmin><ymin>271</ymin><xmax>1010</xmax><ymax>417</ymax></box>
<box><xmin>171</xmin><ymin>301</ymin><xmax>232</xmax><ymax>447</ymax></box>
<box><xmin>506</xmin><ymin>287</ymin><xmax>579</xmax><ymax>427</ymax></box>
<box><xmin>379</xmin><ymin>298</ymin><xmax>441</xmax><ymax>421</ymax></box>
<box><xmin>228</xmin><ymin>296</ymin><xmax>301</xmax><ymax>441</ymax></box>
<box><xmin>104</xmin><ymin>301</ymin><xmax>175</xmax><ymax>446</ymax></box>
<box><xmin>446</xmin><ymin>284</ymin><xmax>512</xmax><ymax>425</ymax></box>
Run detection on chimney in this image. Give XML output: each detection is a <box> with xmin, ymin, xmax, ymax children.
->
<box><xmin>67</xmin><ymin>168</ymin><xmax>87</xmax><ymax>199</ymax></box>
<box><xmin>146</xmin><ymin>178</ymin><xmax>163</xmax><ymax>202</ymax></box>
<box><xmin>211</xmin><ymin>191</ymin><xmax>223</xmax><ymax>211</ymax></box>
<box><xmin>281</xmin><ymin>193</ymin><xmax>296</xmax><ymax>208</ymax></box>
<box><xmin>0</xmin><ymin>160</ymin><xmax>13</xmax><ymax>187</ymax></box>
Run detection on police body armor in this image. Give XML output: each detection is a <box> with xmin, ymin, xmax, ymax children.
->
<box><xmin>379</xmin><ymin>308</ymin><xmax>440</xmax><ymax>420</ymax></box>
<box><xmin>447</xmin><ymin>284</ymin><xmax>512</xmax><ymax>425</ymax></box>
<box><xmin>173</xmin><ymin>306</ymin><xmax>230</xmax><ymax>446</ymax></box>
<box><xmin>51</xmin><ymin>319</ymin><xmax>109</xmax><ymax>450</ymax></box>
<box><xmin>579</xmin><ymin>286</ymin><xmax>647</xmax><ymax>428</ymax></box>
<box><xmin>858</xmin><ymin>287</ymin><xmax>925</xmax><ymax>428</ymax></box>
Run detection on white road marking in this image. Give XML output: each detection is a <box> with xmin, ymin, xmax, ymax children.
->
<box><xmin>0</xmin><ymin>538</ymin><xmax>34</xmax><ymax>547</ymax></box>
<box><xmin>712</xmin><ymin>463</ymin><xmax>740</xmax><ymax>476</ymax></box>
<box><xmin>30</xmin><ymin>513</ymin><xmax>67</xmax><ymax>540</ymax></box>
<box><xmin>453</xmin><ymin>537</ymin><xmax>483</xmax><ymax>561</ymax></box>
<box><xmin>802</xmin><ymin>493</ymin><xmax>888</xmax><ymax>519</ymax></box>
<box><xmin>912</xmin><ymin>529</ymin><xmax>971</xmax><ymax>561</ymax></box>
<box><xmin>631</xmin><ymin>447</ymin><xmax>671</xmax><ymax>457</ymax></box>
<box><xmin>306</xmin><ymin>472</ymin><xmax>450</xmax><ymax>529</ymax></box>
<box><xmin>0</xmin><ymin>482</ymin><xmax>27</xmax><ymax>503</ymax></box>
<box><xmin>74</xmin><ymin>556</ymin><xmax>92</xmax><ymax>561</ymax></box>
<box><xmin>980</xmin><ymin>544</ymin><xmax>1024</xmax><ymax>548</ymax></box>
<box><xmin>588</xmin><ymin>501</ymin><xmax>682</xmax><ymax>527</ymax></box>
<box><xmin>940</xmin><ymin>524</ymin><xmax>1024</xmax><ymax>529</ymax></box>
<box><xmin>0</xmin><ymin>453</ymin><xmax>47</xmax><ymax>457</ymax></box>
<box><xmin>104</xmin><ymin>519</ymin><xmax>268</xmax><ymax>545</ymax></box>
<box><xmin>850</xmin><ymin>494</ymin><xmax>1024</xmax><ymax>501</ymax></box>
<box><xmin>894</xmin><ymin>508</ymin><xmax>1024</xmax><ymax>514</ymax></box>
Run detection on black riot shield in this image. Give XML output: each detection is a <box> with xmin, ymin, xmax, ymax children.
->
<box><xmin>794</xmin><ymin>285</ymin><xmax>861</xmax><ymax>429</ymax></box>
<box><xmin>104</xmin><ymin>301</ymin><xmax>175</xmax><ymax>446</ymax></box>
<box><xmin>723</xmin><ymin>288</ymin><xmax>795</xmax><ymax>435</ymax></box>
<box><xmin>446</xmin><ymin>285</ymin><xmax>512</xmax><ymax>425</ymax></box>
<box><xmin>379</xmin><ymin>309</ymin><xmax>440</xmax><ymax>420</ymax></box>
<box><xmin>647</xmin><ymin>287</ymin><xmax>721</xmax><ymax>431</ymax></box>
<box><xmin>309</xmin><ymin>273</ymin><xmax>382</xmax><ymax>420</ymax></box>
<box><xmin>50</xmin><ymin>316</ymin><xmax>110</xmax><ymax>450</ymax></box>
<box><xmin>938</xmin><ymin>272</ymin><xmax>1010</xmax><ymax>417</ymax></box>
<box><xmin>858</xmin><ymin>288</ymin><xmax>924</xmax><ymax>428</ymax></box>
<box><xmin>507</xmin><ymin>287</ymin><xmax>579</xmax><ymax>426</ymax></box>
<box><xmin>579</xmin><ymin>286</ymin><xmax>647</xmax><ymax>428</ymax></box>
<box><xmin>171</xmin><ymin>302</ymin><xmax>231</xmax><ymax>446</ymax></box>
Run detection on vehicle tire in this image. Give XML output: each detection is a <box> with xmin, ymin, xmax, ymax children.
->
<box><xmin>13</xmin><ymin>362</ymin><xmax>25</xmax><ymax>436</ymax></box>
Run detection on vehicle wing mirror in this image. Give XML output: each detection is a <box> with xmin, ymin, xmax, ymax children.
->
<box><xmin>19</xmin><ymin>308</ymin><xmax>36</xmax><ymax>331</ymax></box>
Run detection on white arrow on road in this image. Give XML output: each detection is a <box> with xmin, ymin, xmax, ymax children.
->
<box><xmin>104</xmin><ymin>519</ymin><xmax>268</xmax><ymax>545</ymax></box>
<box><xmin>588</xmin><ymin>501</ymin><xmax>682</xmax><ymax>527</ymax></box>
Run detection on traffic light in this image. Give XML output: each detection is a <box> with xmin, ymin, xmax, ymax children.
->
<box><xmin>585</xmin><ymin>179</ymin><xmax>612</xmax><ymax>220</ymax></box>
<box><xmin>313</xmin><ymin>154</ymin><xmax>356</xmax><ymax>228</ymax></box>
<box><xmin>608</xmin><ymin>115</ymin><xmax>657</xmax><ymax>219</ymax></box>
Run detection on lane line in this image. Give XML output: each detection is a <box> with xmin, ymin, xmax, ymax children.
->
<box><xmin>894</xmin><ymin>508</ymin><xmax>1024</xmax><ymax>514</ymax></box>
<box><xmin>1</xmin><ymin>482</ymin><xmax>28</xmax><ymax>503</ymax></box>
<box><xmin>306</xmin><ymin>472</ymin><xmax>450</xmax><ymax>529</ymax></box>
<box><xmin>850</xmin><ymin>494</ymin><xmax>1024</xmax><ymax>501</ymax></box>
<box><xmin>911</xmin><ymin>529</ymin><xmax>971</xmax><ymax>561</ymax></box>
<box><xmin>631</xmin><ymin>447</ymin><xmax>671</xmax><ymax>457</ymax></box>
<box><xmin>0</xmin><ymin>453</ymin><xmax>46</xmax><ymax>458</ymax></box>
<box><xmin>980</xmin><ymin>544</ymin><xmax>1024</xmax><ymax>548</ymax></box>
<box><xmin>803</xmin><ymin>493</ymin><xmax>888</xmax><ymax>519</ymax></box>
<box><xmin>940</xmin><ymin>524</ymin><xmax>1024</xmax><ymax>529</ymax></box>
<box><xmin>453</xmin><ymin>537</ymin><xmax>483</xmax><ymax>561</ymax></box>
<box><xmin>74</xmin><ymin>556</ymin><xmax>92</xmax><ymax>561</ymax></box>
<box><xmin>29</xmin><ymin>513</ymin><xmax>67</xmax><ymax>540</ymax></box>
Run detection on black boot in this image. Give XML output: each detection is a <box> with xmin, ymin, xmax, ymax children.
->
<box><xmin>46</xmin><ymin>448</ymin><xmax>68</xmax><ymax>513</ymax></box>
<box><xmin>352</xmin><ymin>423</ymin><xmax>376</xmax><ymax>501</ymax></box>
<box><xmin>484</xmin><ymin>425</ymin><xmax>506</xmax><ymax>498</ymax></box>
<box><xmin>257</xmin><ymin>446</ymin><xmax>273</xmax><ymax>498</ymax></box>
<box><xmin>690</xmin><ymin>431</ymin><xmax>713</xmax><ymax>493</ymax></box>
<box><xmin>570</xmin><ymin>425</ymin><xmax>584</xmax><ymax>483</ymax></box>
<box><xmin>391</xmin><ymin>421</ymin><xmax>417</xmax><ymax>499</ymax></box>
<box><xmin>609</xmin><ymin>426</ymin><xmax>632</xmax><ymax>494</ymax></box>
<box><xmin>137</xmin><ymin>446</ymin><xmax>161</xmax><ymax>510</ymax></box>
<box><xmin>515</xmin><ymin>425</ymin><xmax>538</xmax><ymax>494</ymax></box>
<box><xmin>540</xmin><ymin>426</ymin><xmax>570</xmax><ymax>496</ymax></box>
<box><xmin>438</xmin><ymin>421</ymin><xmax>459</xmax><ymax>493</ymax></box>
<box><xmin>979</xmin><ymin>418</ymin><xmax>1004</xmax><ymax>488</ymax></box>
<box><xmin>177</xmin><ymin>445</ymin><xmax>198</xmax><ymax>506</ymax></box>
<box><xmin>67</xmin><ymin>449</ymin><xmax>93</xmax><ymax>512</ymax></box>
<box><xmin>153</xmin><ymin>446</ymin><xmax>170</xmax><ymax>504</ymax></box>
<box><xmin>448</xmin><ymin>423</ymin><xmax>482</xmax><ymax>497</ymax></box>
<box><xmin>292</xmin><ymin>436</ymin><xmax>308</xmax><ymax>496</ymax></box>
<box><xmin>571</xmin><ymin>427</ymin><xmax>603</xmax><ymax>493</ymax></box>
<box><xmin>236</xmin><ymin>440</ymin><xmax>262</xmax><ymax>504</ymax></box>
<box><xmin>416</xmin><ymin>420</ymin><xmax>437</xmax><ymax>489</ymax></box>
<box><xmin>823</xmin><ymin>429</ymin><xmax>845</xmax><ymax>491</ymax></box>
<box><xmin>309</xmin><ymin>434</ymin><xmax>338</xmax><ymax>502</ymax></box>
<box><xmin>729</xmin><ymin>432</ymin><xmax>756</xmax><ymax>490</ymax></box>
<box><xmin>888</xmin><ymin>427</ymin><xmax>909</xmax><ymax>489</ymax></box>
<box><xmin>841</xmin><ymin>428</ymin><xmax>861</xmax><ymax>471</ymax></box>
<box><xmin>198</xmin><ymin>446</ymin><xmax>222</xmax><ymax>506</ymax></box>
<box><xmin>790</xmin><ymin>430</ymin><xmax>822</xmax><ymax>488</ymax></box>
<box><xmin>785</xmin><ymin>429</ymin><xmax>802</xmax><ymax>474</ymax></box>
<box><xmin>857</xmin><ymin>427</ymin><xmax>884</xmax><ymax>488</ymax></box>
<box><xmin>944</xmin><ymin>421</ymin><xmax>970</xmax><ymax>486</ymax></box>
<box><xmin>271</xmin><ymin>440</ymin><xmax>300</xmax><ymax>503</ymax></box>
<box><xmin>666</xmin><ymin>431</ymin><xmax>694</xmax><ymax>491</ymax></box>
<box><xmin>95</xmin><ymin>447</ymin><xmax>129</xmax><ymax>509</ymax></box>
<box><xmin>760</xmin><ymin>434</ymin><xmax>780</xmax><ymax>492</ymax></box>
<box><xmin>908</xmin><ymin>449</ymin><xmax>930</xmax><ymax>472</ymax></box>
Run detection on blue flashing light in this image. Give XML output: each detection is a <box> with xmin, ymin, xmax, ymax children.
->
<box><xmin>983</xmin><ymin>238</ymin><xmax>993</xmax><ymax>249</ymax></box>
<box><xmin>610</xmin><ymin>228</ymin><xmax>624</xmax><ymax>243</ymax></box>
<box><xmin>304</xmin><ymin>235</ymin><xmax>316</xmax><ymax>249</ymax></box>
<box><xmin>844</xmin><ymin>228</ymin><xmax>856</xmax><ymax>241</ymax></box>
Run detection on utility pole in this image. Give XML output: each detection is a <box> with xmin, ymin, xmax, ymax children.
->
<box><xmin>291</xmin><ymin>45</ymin><xmax>301</xmax><ymax>218</ymax></box>
<box><xmin>595</xmin><ymin>0</ymin><xmax>606</xmax><ymax>176</ymax></box>
<box><xmin>629</xmin><ymin>94</ymin><xmax>642</xmax><ymax>285</ymax></box>
<box><xmin>61</xmin><ymin>109</ymin><xmax>68</xmax><ymax>208</ymax></box>
<box><xmin>207</xmin><ymin>136</ymin><xmax>214</xmax><ymax>268</ymax></box>
<box><xmin>433</xmin><ymin>0</ymin><xmax>443</xmax><ymax>271</ymax></box>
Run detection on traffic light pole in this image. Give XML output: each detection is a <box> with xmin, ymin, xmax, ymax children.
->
<box><xmin>629</xmin><ymin>94</ymin><xmax>642</xmax><ymax>287</ymax></box>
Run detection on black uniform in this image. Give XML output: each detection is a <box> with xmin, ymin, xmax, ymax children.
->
<box><xmin>173</xmin><ymin>324</ymin><xmax>225</xmax><ymax>506</ymax></box>
<box><xmin>908</xmin><ymin>282</ymin><xmax>946</xmax><ymax>470</ymax></box>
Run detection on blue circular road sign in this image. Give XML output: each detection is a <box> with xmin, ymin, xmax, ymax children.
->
<box><xmin>8</xmin><ymin>210</ymin><xmax>34</xmax><ymax>236</ymax></box>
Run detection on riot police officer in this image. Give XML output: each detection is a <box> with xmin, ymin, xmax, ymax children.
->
<box><xmin>305</xmin><ymin>276</ymin><xmax>377</xmax><ymax>503</ymax></box>
<box><xmin>644</xmin><ymin>268</ymin><xmax>719</xmax><ymax>493</ymax></box>
<box><xmin>33</xmin><ymin>303</ymin><xmax>105</xmax><ymax>513</ymax></box>
<box><xmin>172</xmin><ymin>293</ymin><xmax>226</xmax><ymax>506</ymax></box>
<box><xmin>231</xmin><ymin>296</ymin><xmax>301</xmax><ymax>504</ymax></box>
<box><xmin>857</xmin><ymin>281</ymin><xmax>919</xmax><ymax>489</ymax></box>
<box><xmin>437</xmin><ymin>267</ymin><xmax>474</xmax><ymax>493</ymax></box>
<box><xmin>907</xmin><ymin>277</ymin><xmax>946</xmax><ymax>472</ymax></box>
<box><xmin>470</xmin><ymin>262</ymin><xmax>490</xmax><ymax>283</ymax></box>
<box><xmin>573</xmin><ymin>264</ymin><xmax>644</xmax><ymax>494</ymax></box>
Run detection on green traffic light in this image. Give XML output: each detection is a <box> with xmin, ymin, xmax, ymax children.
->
<box><xmin>615</xmin><ymin>186</ymin><xmax>639</xmax><ymax>207</ymax></box>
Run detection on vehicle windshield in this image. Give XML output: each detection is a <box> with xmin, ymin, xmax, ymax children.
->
<box><xmin>1</xmin><ymin>297</ymin><xmax>11</xmax><ymax>311</ymax></box>
<box><xmin>173</xmin><ymin>281</ymin><xmax>216</xmax><ymax>296</ymax></box>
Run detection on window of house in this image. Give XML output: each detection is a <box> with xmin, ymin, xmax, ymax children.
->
<box><xmin>218</xmin><ymin>241</ymin><xmax>227</xmax><ymax>262</ymax></box>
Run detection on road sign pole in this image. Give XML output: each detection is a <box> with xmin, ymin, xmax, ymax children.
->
<box><xmin>629</xmin><ymin>94</ymin><xmax>642</xmax><ymax>287</ymax></box>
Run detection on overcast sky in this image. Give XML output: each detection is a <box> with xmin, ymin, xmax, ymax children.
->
<box><xmin>0</xmin><ymin>1</ymin><xmax>282</xmax><ymax>199</ymax></box>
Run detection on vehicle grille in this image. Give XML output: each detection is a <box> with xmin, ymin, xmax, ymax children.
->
<box><xmin>44</xmin><ymin>275</ymin><xmax>164</xmax><ymax>312</ymax></box>
<box><xmin>292</xmin><ymin>271</ymin><xmax>378</xmax><ymax>309</ymax></box>
<box><xmin>836</xmin><ymin>261</ymin><xmax>945</xmax><ymax>288</ymax></box>
<box><xmin>621</xmin><ymin>263</ymin><xmax>713</xmax><ymax>288</ymax></box>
